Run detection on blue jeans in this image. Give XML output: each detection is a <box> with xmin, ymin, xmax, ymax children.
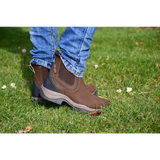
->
<box><xmin>29</xmin><ymin>27</ymin><xmax>96</xmax><ymax>77</ymax></box>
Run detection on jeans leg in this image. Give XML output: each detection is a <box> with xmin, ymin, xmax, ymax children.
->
<box><xmin>58</xmin><ymin>27</ymin><xmax>96</xmax><ymax>77</ymax></box>
<box><xmin>29</xmin><ymin>27</ymin><xmax>58</xmax><ymax>69</ymax></box>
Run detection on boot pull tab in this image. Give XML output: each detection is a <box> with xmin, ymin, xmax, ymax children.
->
<box><xmin>28</xmin><ymin>64</ymin><xmax>35</xmax><ymax>74</ymax></box>
<box><xmin>51</xmin><ymin>51</ymin><xmax>57</xmax><ymax>73</ymax></box>
<box><xmin>53</xmin><ymin>63</ymin><xmax>57</xmax><ymax>74</ymax></box>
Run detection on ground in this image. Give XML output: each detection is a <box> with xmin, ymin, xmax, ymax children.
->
<box><xmin>0</xmin><ymin>27</ymin><xmax>160</xmax><ymax>133</ymax></box>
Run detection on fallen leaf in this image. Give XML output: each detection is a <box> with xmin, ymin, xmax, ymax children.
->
<box><xmin>135</xmin><ymin>42</ymin><xmax>139</xmax><ymax>45</ymax></box>
<box><xmin>101</xmin><ymin>63</ymin><xmax>105</xmax><ymax>66</ymax></box>
<box><xmin>87</xmin><ymin>110</ymin><xmax>101</xmax><ymax>116</ymax></box>
<box><xmin>143</xmin><ymin>49</ymin><xmax>148</xmax><ymax>52</ymax></box>
<box><xmin>135</xmin><ymin>42</ymin><xmax>144</xmax><ymax>45</ymax></box>
<box><xmin>21</xmin><ymin>49</ymin><xmax>26</xmax><ymax>53</ymax></box>
<box><xmin>98</xmin><ymin>56</ymin><xmax>102</xmax><ymax>60</ymax></box>
<box><xmin>24</xmin><ymin>126</ymin><xmax>32</xmax><ymax>132</ymax></box>
<box><xmin>17</xmin><ymin>130</ymin><xmax>24</xmax><ymax>136</ymax></box>
<box><xmin>18</xmin><ymin>130</ymin><xmax>24</xmax><ymax>133</ymax></box>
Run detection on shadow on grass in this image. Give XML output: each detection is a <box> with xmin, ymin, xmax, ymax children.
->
<box><xmin>0</xmin><ymin>27</ymin><xmax>32</xmax><ymax>88</ymax></box>
<box><xmin>0</xmin><ymin>27</ymin><xmax>73</xmax><ymax>111</ymax></box>
<box><xmin>32</xmin><ymin>99</ymin><xmax>74</xmax><ymax>111</ymax></box>
<box><xmin>0</xmin><ymin>27</ymin><xmax>61</xmax><ymax>110</ymax></box>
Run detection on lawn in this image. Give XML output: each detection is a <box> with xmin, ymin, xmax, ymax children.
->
<box><xmin>0</xmin><ymin>27</ymin><xmax>160</xmax><ymax>133</ymax></box>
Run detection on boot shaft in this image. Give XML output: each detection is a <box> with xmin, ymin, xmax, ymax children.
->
<box><xmin>33</xmin><ymin>64</ymin><xmax>50</xmax><ymax>88</ymax></box>
<box><xmin>31</xmin><ymin>64</ymin><xmax>50</xmax><ymax>100</ymax></box>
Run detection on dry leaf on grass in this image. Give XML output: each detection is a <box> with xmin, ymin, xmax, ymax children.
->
<box><xmin>17</xmin><ymin>126</ymin><xmax>32</xmax><ymax>133</ymax></box>
<box><xmin>18</xmin><ymin>130</ymin><xmax>24</xmax><ymax>133</ymax></box>
<box><xmin>87</xmin><ymin>110</ymin><xmax>101</xmax><ymax>116</ymax></box>
<box><xmin>101</xmin><ymin>63</ymin><xmax>105</xmax><ymax>66</ymax></box>
<box><xmin>21</xmin><ymin>49</ymin><xmax>26</xmax><ymax>53</ymax></box>
<box><xmin>156</xmin><ymin>64</ymin><xmax>160</xmax><ymax>68</ymax></box>
<box><xmin>143</xmin><ymin>49</ymin><xmax>148</xmax><ymax>52</ymax></box>
<box><xmin>17</xmin><ymin>130</ymin><xmax>24</xmax><ymax>136</ymax></box>
<box><xmin>24</xmin><ymin>126</ymin><xmax>32</xmax><ymax>132</ymax></box>
<box><xmin>135</xmin><ymin>42</ymin><xmax>144</xmax><ymax>45</ymax></box>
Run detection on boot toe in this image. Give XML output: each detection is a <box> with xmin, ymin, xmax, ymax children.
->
<box><xmin>91</xmin><ymin>96</ymin><xmax>110</xmax><ymax>110</ymax></box>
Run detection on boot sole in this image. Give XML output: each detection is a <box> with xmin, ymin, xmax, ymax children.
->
<box><xmin>32</xmin><ymin>89</ymin><xmax>96</xmax><ymax>105</ymax></box>
<box><xmin>32</xmin><ymin>97</ymin><xmax>49</xmax><ymax>105</ymax></box>
<box><xmin>40</xmin><ymin>85</ymin><xmax>100</xmax><ymax>113</ymax></box>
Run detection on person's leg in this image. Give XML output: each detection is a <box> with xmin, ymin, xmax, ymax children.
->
<box><xmin>29</xmin><ymin>27</ymin><xmax>96</xmax><ymax>104</ymax></box>
<box><xmin>29</xmin><ymin>27</ymin><xmax>58</xmax><ymax>103</ymax></box>
<box><xmin>58</xmin><ymin>27</ymin><xmax>97</xmax><ymax>94</ymax></box>
<box><xmin>58</xmin><ymin>27</ymin><xmax>96</xmax><ymax>77</ymax></box>
<box><xmin>40</xmin><ymin>27</ymin><xmax>110</xmax><ymax>113</ymax></box>
<box><xmin>29</xmin><ymin>27</ymin><xmax>58</xmax><ymax>69</ymax></box>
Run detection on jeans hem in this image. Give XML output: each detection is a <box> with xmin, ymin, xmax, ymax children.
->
<box><xmin>30</xmin><ymin>58</ymin><xmax>52</xmax><ymax>69</ymax></box>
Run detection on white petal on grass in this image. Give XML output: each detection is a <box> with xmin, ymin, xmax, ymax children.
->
<box><xmin>11</xmin><ymin>83</ymin><xmax>15</xmax><ymax>87</ymax></box>
<box><xmin>95</xmin><ymin>65</ymin><xmax>98</xmax><ymax>68</ymax></box>
<box><xmin>127</xmin><ymin>87</ymin><xmax>132</xmax><ymax>93</ymax></box>
<box><xmin>11</xmin><ymin>83</ymin><xmax>16</xmax><ymax>89</ymax></box>
<box><xmin>116</xmin><ymin>89</ymin><xmax>121</xmax><ymax>93</ymax></box>
<box><xmin>2</xmin><ymin>85</ymin><xmax>6</xmax><ymax>89</ymax></box>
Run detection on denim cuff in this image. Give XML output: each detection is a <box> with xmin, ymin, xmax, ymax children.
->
<box><xmin>61</xmin><ymin>56</ymin><xmax>83</xmax><ymax>78</ymax></box>
<box><xmin>30</xmin><ymin>58</ymin><xmax>52</xmax><ymax>69</ymax></box>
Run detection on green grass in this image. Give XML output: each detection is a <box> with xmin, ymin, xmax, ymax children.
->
<box><xmin>0</xmin><ymin>27</ymin><xmax>160</xmax><ymax>133</ymax></box>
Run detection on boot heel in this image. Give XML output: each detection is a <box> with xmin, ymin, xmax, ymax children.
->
<box><xmin>40</xmin><ymin>86</ymin><xmax>63</xmax><ymax>105</ymax></box>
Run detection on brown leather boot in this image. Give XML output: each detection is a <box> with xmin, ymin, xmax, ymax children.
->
<box><xmin>40</xmin><ymin>52</ymin><xmax>110</xmax><ymax>113</ymax></box>
<box><xmin>31</xmin><ymin>64</ymin><xmax>96</xmax><ymax>104</ymax></box>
